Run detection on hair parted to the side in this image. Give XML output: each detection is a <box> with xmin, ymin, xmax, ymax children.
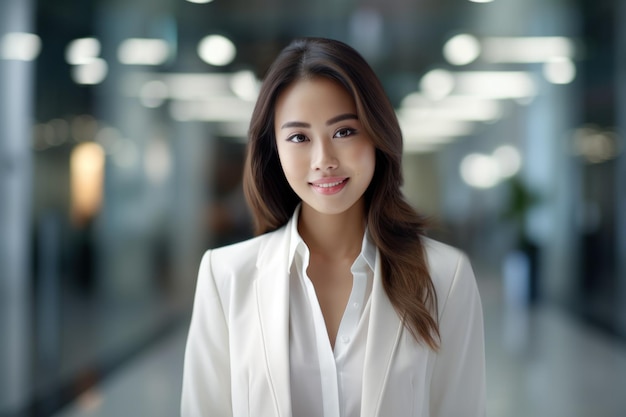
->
<box><xmin>243</xmin><ymin>37</ymin><xmax>439</xmax><ymax>349</ymax></box>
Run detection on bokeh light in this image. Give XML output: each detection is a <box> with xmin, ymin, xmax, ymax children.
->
<box><xmin>198</xmin><ymin>35</ymin><xmax>236</xmax><ymax>66</ymax></box>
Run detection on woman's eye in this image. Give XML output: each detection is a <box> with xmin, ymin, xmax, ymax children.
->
<box><xmin>334</xmin><ymin>128</ymin><xmax>356</xmax><ymax>138</ymax></box>
<box><xmin>287</xmin><ymin>134</ymin><xmax>307</xmax><ymax>143</ymax></box>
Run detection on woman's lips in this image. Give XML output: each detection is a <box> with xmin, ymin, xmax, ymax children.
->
<box><xmin>309</xmin><ymin>178</ymin><xmax>349</xmax><ymax>195</ymax></box>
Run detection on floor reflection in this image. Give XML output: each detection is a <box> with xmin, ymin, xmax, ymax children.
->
<box><xmin>480</xmin><ymin>271</ymin><xmax>626</xmax><ymax>417</ymax></box>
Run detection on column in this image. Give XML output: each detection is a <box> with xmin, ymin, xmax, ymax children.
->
<box><xmin>0</xmin><ymin>0</ymin><xmax>35</xmax><ymax>414</ymax></box>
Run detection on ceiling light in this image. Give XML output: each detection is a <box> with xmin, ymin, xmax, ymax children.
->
<box><xmin>420</xmin><ymin>69</ymin><xmax>455</xmax><ymax>100</ymax></box>
<box><xmin>443</xmin><ymin>34</ymin><xmax>481</xmax><ymax>66</ymax></box>
<box><xmin>543</xmin><ymin>57</ymin><xmax>576</xmax><ymax>84</ymax></box>
<box><xmin>454</xmin><ymin>71</ymin><xmax>536</xmax><ymax>99</ymax></box>
<box><xmin>400</xmin><ymin>93</ymin><xmax>502</xmax><ymax>122</ymax></box>
<box><xmin>0</xmin><ymin>32</ymin><xmax>41</xmax><ymax>61</ymax></box>
<box><xmin>198</xmin><ymin>35</ymin><xmax>236</xmax><ymax>66</ymax></box>
<box><xmin>163</xmin><ymin>73</ymin><xmax>235</xmax><ymax>100</ymax></box>
<box><xmin>460</xmin><ymin>153</ymin><xmax>500</xmax><ymax>189</ymax></box>
<box><xmin>71</xmin><ymin>58</ymin><xmax>108</xmax><ymax>85</ymax></box>
<box><xmin>400</xmin><ymin>118</ymin><xmax>474</xmax><ymax>141</ymax></box>
<box><xmin>482</xmin><ymin>36</ymin><xmax>575</xmax><ymax>63</ymax></box>
<box><xmin>118</xmin><ymin>38</ymin><xmax>169</xmax><ymax>65</ymax></box>
<box><xmin>169</xmin><ymin>98</ymin><xmax>254</xmax><ymax>122</ymax></box>
<box><xmin>403</xmin><ymin>142</ymin><xmax>441</xmax><ymax>154</ymax></box>
<box><xmin>230</xmin><ymin>70</ymin><xmax>259</xmax><ymax>101</ymax></box>
<box><xmin>194</xmin><ymin>97</ymin><xmax>255</xmax><ymax>121</ymax></box>
<box><xmin>492</xmin><ymin>145</ymin><xmax>522</xmax><ymax>177</ymax></box>
<box><xmin>66</xmin><ymin>38</ymin><xmax>101</xmax><ymax>65</ymax></box>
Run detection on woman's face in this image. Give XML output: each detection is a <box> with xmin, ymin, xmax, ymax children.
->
<box><xmin>274</xmin><ymin>76</ymin><xmax>376</xmax><ymax>217</ymax></box>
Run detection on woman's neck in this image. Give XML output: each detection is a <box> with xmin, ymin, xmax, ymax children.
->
<box><xmin>297</xmin><ymin>201</ymin><xmax>366</xmax><ymax>261</ymax></box>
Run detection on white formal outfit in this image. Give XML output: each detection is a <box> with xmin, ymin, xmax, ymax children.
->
<box><xmin>288</xmin><ymin>207</ymin><xmax>375</xmax><ymax>417</ymax></box>
<box><xmin>181</xmin><ymin>208</ymin><xmax>486</xmax><ymax>417</ymax></box>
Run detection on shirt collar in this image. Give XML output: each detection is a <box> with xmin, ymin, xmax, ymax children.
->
<box><xmin>356</xmin><ymin>227</ymin><xmax>376</xmax><ymax>273</ymax></box>
<box><xmin>286</xmin><ymin>204</ymin><xmax>376</xmax><ymax>274</ymax></box>
<box><xmin>287</xmin><ymin>205</ymin><xmax>304</xmax><ymax>273</ymax></box>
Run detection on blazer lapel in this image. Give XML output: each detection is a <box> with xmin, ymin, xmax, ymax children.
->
<box><xmin>255</xmin><ymin>226</ymin><xmax>292</xmax><ymax>417</ymax></box>
<box><xmin>361</xmin><ymin>250</ymin><xmax>404</xmax><ymax>417</ymax></box>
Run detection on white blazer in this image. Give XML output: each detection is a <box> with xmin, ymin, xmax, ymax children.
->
<box><xmin>181</xmin><ymin>223</ymin><xmax>486</xmax><ymax>417</ymax></box>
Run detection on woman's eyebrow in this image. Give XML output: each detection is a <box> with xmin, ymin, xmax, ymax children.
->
<box><xmin>326</xmin><ymin>113</ymin><xmax>358</xmax><ymax>125</ymax></box>
<box><xmin>280</xmin><ymin>121</ymin><xmax>310</xmax><ymax>129</ymax></box>
<box><xmin>280</xmin><ymin>113</ymin><xmax>358</xmax><ymax>129</ymax></box>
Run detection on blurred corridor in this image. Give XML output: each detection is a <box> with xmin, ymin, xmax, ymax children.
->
<box><xmin>1</xmin><ymin>0</ymin><xmax>625</xmax><ymax>416</ymax></box>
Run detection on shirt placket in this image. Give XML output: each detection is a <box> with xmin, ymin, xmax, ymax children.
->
<box><xmin>301</xmin><ymin>249</ymin><xmax>370</xmax><ymax>417</ymax></box>
<box><xmin>334</xmin><ymin>263</ymin><xmax>368</xmax><ymax>359</ymax></box>
<box><xmin>300</xmin><ymin>248</ymin><xmax>341</xmax><ymax>417</ymax></box>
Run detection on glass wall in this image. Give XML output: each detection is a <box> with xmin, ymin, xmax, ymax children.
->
<box><xmin>1</xmin><ymin>0</ymin><xmax>624</xmax><ymax>415</ymax></box>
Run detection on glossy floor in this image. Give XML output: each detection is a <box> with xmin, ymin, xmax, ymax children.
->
<box><xmin>52</xmin><ymin>273</ymin><xmax>626</xmax><ymax>417</ymax></box>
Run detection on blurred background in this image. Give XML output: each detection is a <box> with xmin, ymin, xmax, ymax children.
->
<box><xmin>1</xmin><ymin>0</ymin><xmax>625</xmax><ymax>415</ymax></box>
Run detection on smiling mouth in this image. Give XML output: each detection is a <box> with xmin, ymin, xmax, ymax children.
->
<box><xmin>309</xmin><ymin>178</ymin><xmax>349</xmax><ymax>194</ymax></box>
<box><xmin>314</xmin><ymin>179</ymin><xmax>346</xmax><ymax>188</ymax></box>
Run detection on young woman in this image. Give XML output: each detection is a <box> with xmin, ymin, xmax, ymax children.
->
<box><xmin>182</xmin><ymin>37</ymin><xmax>486</xmax><ymax>417</ymax></box>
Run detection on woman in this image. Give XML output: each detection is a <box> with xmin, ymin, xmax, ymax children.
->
<box><xmin>182</xmin><ymin>37</ymin><xmax>486</xmax><ymax>417</ymax></box>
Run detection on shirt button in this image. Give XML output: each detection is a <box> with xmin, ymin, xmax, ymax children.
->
<box><xmin>342</xmin><ymin>336</ymin><xmax>350</xmax><ymax>343</ymax></box>
<box><xmin>352</xmin><ymin>302</ymin><xmax>359</xmax><ymax>309</ymax></box>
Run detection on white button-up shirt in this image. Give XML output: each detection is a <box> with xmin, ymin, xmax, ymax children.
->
<box><xmin>287</xmin><ymin>208</ymin><xmax>376</xmax><ymax>417</ymax></box>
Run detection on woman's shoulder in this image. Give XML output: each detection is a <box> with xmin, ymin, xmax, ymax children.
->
<box><xmin>194</xmin><ymin>231</ymin><xmax>274</xmax><ymax>305</ymax></box>
<box><xmin>421</xmin><ymin>236</ymin><xmax>466</xmax><ymax>268</ymax></box>
<box><xmin>205</xmin><ymin>231</ymin><xmax>273</xmax><ymax>266</ymax></box>
<box><xmin>210</xmin><ymin>232</ymin><xmax>268</xmax><ymax>257</ymax></box>
<box><xmin>201</xmin><ymin>226</ymin><xmax>287</xmax><ymax>277</ymax></box>
<box><xmin>421</xmin><ymin>236</ymin><xmax>477</xmax><ymax>303</ymax></box>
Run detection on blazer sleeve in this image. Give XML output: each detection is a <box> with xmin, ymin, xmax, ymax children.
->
<box><xmin>430</xmin><ymin>252</ymin><xmax>486</xmax><ymax>417</ymax></box>
<box><xmin>181</xmin><ymin>250</ymin><xmax>233</xmax><ymax>417</ymax></box>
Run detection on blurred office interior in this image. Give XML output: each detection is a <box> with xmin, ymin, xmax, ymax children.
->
<box><xmin>1</xmin><ymin>0</ymin><xmax>625</xmax><ymax>415</ymax></box>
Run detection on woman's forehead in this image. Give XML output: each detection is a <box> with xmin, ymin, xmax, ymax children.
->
<box><xmin>274</xmin><ymin>77</ymin><xmax>356</xmax><ymax>119</ymax></box>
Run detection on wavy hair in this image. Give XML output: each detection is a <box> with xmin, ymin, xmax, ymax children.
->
<box><xmin>243</xmin><ymin>37</ymin><xmax>439</xmax><ymax>349</ymax></box>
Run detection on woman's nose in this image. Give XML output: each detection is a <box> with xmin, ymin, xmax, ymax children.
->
<box><xmin>311</xmin><ymin>139</ymin><xmax>338</xmax><ymax>171</ymax></box>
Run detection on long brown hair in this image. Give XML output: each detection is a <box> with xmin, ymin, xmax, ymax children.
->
<box><xmin>243</xmin><ymin>37</ymin><xmax>439</xmax><ymax>349</ymax></box>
